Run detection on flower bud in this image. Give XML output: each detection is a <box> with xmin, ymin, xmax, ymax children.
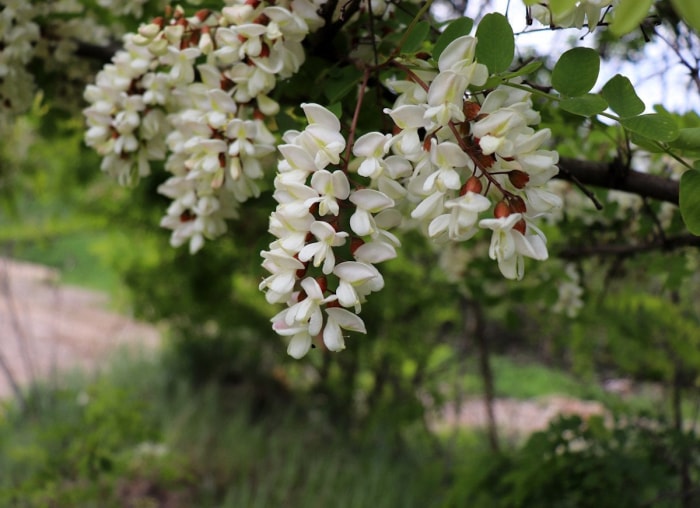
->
<box><xmin>463</xmin><ymin>101</ymin><xmax>481</xmax><ymax>122</ymax></box>
<box><xmin>509</xmin><ymin>195</ymin><xmax>527</xmax><ymax>213</ymax></box>
<box><xmin>138</xmin><ymin>22</ymin><xmax>162</xmax><ymax>40</ymax></box>
<box><xmin>461</xmin><ymin>175</ymin><xmax>483</xmax><ymax>196</ymax></box>
<box><xmin>494</xmin><ymin>200</ymin><xmax>511</xmax><ymax>218</ymax></box>
<box><xmin>508</xmin><ymin>170</ymin><xmax>530</xmax><ymax>189</ymax></box>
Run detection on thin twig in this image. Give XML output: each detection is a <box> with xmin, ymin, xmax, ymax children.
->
<box><xmin>557</xmin><ymin>164</ymin><xmax>604</xmax><ymax>210</ymax></box>
<box><xmin>343</xmin><ymin>67</ymin><xmax>372</xmax><ymax>171</ymax></box>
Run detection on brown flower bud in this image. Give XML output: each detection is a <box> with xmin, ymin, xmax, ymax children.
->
<box><xmin>508</xmin><ymin>170</ymin><xmax>530</xmax><ymax>189</ymax></box>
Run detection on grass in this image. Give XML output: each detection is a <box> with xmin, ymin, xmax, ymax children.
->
<box><xmin>0</xmin><ymin>352</ymin><xmax>458</xmax><ymax>508</ymax></box>
<box><xmin>465</xmin><ymin>355</ymin><xmax>605</xmax><ymax>400</ymax></box>
<box><xmin>0</xmin><ymin>349</ymin><xmax>694</xmax><ymax>507</ymax></box>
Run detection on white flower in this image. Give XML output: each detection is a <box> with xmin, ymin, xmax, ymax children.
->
<box><xmin>294</xmin><ymin>103</ymin><xmax>346</xmax><ymax>169</ymax></box>
<box><xmin>285</xmin><ymin>277</ymin><xmax>337</xmax><ymax>334</ymax></box>
<box><xmin>353</xmin><ymin>131</ymin><xmax>392</xmax><ymax>179</ymax></box>
<box><xmin>323</xmin><ymin>307</ymin><xmax>367</xmax><ymax>352</ymax></box>
<box><xmin>425</xmin><ymin>71</ymin><xmax>468</xmax><ymax>126</ymax></box>
<box><xmin>429</xmin><ymin>191</ymin><xmax>491</xmax><ymax>240</ymax></box>
<box><xmin>349</xmin><ymin>189</ymin><xmax>395</xmax><ymax>236</ymax></box>
<box><xmin>298</xmin><ymin>220</ymin><xmax>349</xmax><ymax>274</ymax></box>
<box><xmin>333</xmin><ymin>261</ymin><xmax>384</xmax><ymax>311</ymax></box>
<box><xmin>308</xmin><ymin>169</ymin><xmax>350</xmax><ymax>216</ymax></box>
<box><xmin>479</xmin><ymin>214</ymin><xmax>548</xmax><ymax>280</ymax></box>
<box><xmin>423</xmin><ymin>139</ymin><xmax>471</xmax><ymax>193</ymax></box>
<box><xmin>259</xmin><ymin>248</ymin><xmax>305</xmax><ymax>303</ymax></box>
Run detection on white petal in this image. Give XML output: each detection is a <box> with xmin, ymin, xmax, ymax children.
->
<box><xmin>326</xmin><ymin>307</ymin><xmax>367</xmax><ymax>333</ymax></box>
<box><xmin>301</xmin><ymin>103</ymin><xmax>341</xmax><ymax>131</ymax></box>
<box><xmin>349</xmin><ymin>189</ymin><xmax>395</xmax><ymax>212</ymax></box>
<box><xmin>438</xmin><ymin>35</ymin><xmax>477</xmax><ymax>72</ymax></box>
<box><xmin>353</xmin><ymin>241</ymin><xmax>397</xmax><ymax>263</ymax></box>
<box><xmin>428</xmin><ymin>214</ymin><xmax>451</xmax><ymax>238</ymax></box>
<box><xmin>322</xmin><ymin>319</ymin><xmax>346</xmax><ymax>351</ymax></box>
<box><xmin>287</xmin><ymin>332</ymin><xmax>312</xmax><ymax>359</ymax></box>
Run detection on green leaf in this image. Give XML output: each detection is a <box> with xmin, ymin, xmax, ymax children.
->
<box><xmin>601</xmin><ymin>74</ymin><xmax>645</xmax><ymax>118</ymax></box>
<box><xmin>629</xmin><ymin>133</ymin><xmax>666</xmax><ymax>153</ymax></box>
<box><xmin>550</xmin><ymin>0</ymin><xmax>577</xmax><ymax>16</ymax></box>
<box><xmin>402</xmin><ymin>20</ymin><xmax>430</xmax><ymax>54</ymax></box>
<box><xmin>475</xmin><ymin>13</ymin><xmax>514</xmax><ymax>74</ymax></box>
<box><xmin>434</xmin><ymin>17</ymin><xmax>474</xmax><ymax>60</ymax></box>
<box><xmin>610</xmin><ymin>0</ymin><xmax>654</xmax><ymax>36</ymax></box>
<box><xmin>680</xmin><ymin>169</ymin><xmax>700</xmax><ymax>235</ymax></box>
<box><xmin>621</xmin><ymin>114</ymin><xmax>680</xmax><ymax>143</ymax></box>
<box><xmin>502</xmin><ymin>61</ymin><xmax>543</xmax><ymax>80</ymax></box>
<box><xmin>323</xmin><ymin>66</ymin><xmax>363</xmax><ymax>103</ymax></box>
<box><xmin>669</xmin><ymin>128</ymin><xmax>700</xmax><ymax>151</ymax></box>
<box><xmin>559</xmin><ymin>94</ymin><xmax>608</xmax><ymax>117</ymax></box>
<box><xmin>671</xmin><ymin>0</ymin><xmax>700</xmax><ymax>33</ymax></box>
<box><xmin>551</xmin><ymin>48</ymin><xmax>600</xmax><ymax>97</ymax></box>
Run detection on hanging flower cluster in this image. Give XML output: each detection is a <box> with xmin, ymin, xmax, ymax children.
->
<box><xmin>83</xmin><ymin>0</ymin><xmax>327</xmax><ymax>253</ymax></box>
<box><xmin>0</xmin><ymin>0</ymin><xmax>40</xmax><ymax>123</ymax></box>
<box><xmin>528</xmin><ymin>0</ymin><xmax>614</xmax><ymax>30</ymax></box>
<box><xmin>260</xmin><ymin>103</ymin><xmax>396</xmax><ymax>358</ymax></box>
<box><xmin>380</xmin><ymin>35</ymin><xmax>560</xmax><ymax>280</ymax></box>
<box><xmin>260</xmin><ymin>35</ymin><xmax>562</xmax><ymax>357</ymax></box>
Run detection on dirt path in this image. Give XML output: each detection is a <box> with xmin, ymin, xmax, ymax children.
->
<box><xmin>0</xmin><ymin>257</ymin><xmax>160</xmax><ymax>399</ymax></box>
<box><xmin>0</xmin><ymin>257</ymin><xmax>607</xmax><ymax>436</ymax></box>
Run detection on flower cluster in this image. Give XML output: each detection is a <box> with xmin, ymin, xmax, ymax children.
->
<box><xmin>260</xmin><ymin>104</ymin><xmax>396</xmax><ymax>358</ymax></box>
<box><xmin>261</xmin><ymin>35</ymin><xmax>562</xmax><ymax>357</ymax></box>
<box><xmin>552</xmin><ymin>263</ymin><xmax>584</xmax><ymax>317</ymax></box>
<box><xmin>0</xmin><ymin>0</ymin><xmax>40</xmax><ymax>123</ymax></box>
<box><xmin>83</xmin><ymin>0</ymin><xmax>327</xmax><ymax>253</ymax></box>
<box><xmin>528</xmin><ymin>0</ymin><xmax>614</xmax><ymax>31</ymax></box>
<box><xmin>377</xmin><ymin>35</ymin><xmax>560</xmax><ymax>280</ymax></box>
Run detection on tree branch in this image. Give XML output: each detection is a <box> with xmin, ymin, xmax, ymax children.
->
<box><xmin>556</xmin><ymin>157</ymin><xmax>680</xmax><ymax>206</ymax></box>
<box><xmin>73</xmin><ymin>40</ymin><xmax>122</xmax><ymax>63</ymax></box>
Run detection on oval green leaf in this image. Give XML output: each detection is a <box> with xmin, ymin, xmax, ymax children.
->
<box><xmin>621</xmin><ymin>114</ymin><xmax>680</xmax><ymax>143</ymax></box>
<box><xmin>610</xmin><ymin>0</ymin><xmax>654</xmax><ymax>36</ymax></box>
<box><xmin>601</xmin><ymin>74</ymin><xmax>645</xmax><ymax>118</ymax></box>
<box><xmin>551</xmin><ymin>47</ymin><xmax>600</xmax><ymax>97</ymax></box>
<box><xmin>669</xmin><ymin>127</ymin><xmax>700</xmax><ymax>152</ymax></box>
<box><xmin>560</xmin><ymin>94</ymin><xmax>608</xmax><ymax>117</ymax></box>
<box><xmin>475</xmin><ymin>13</ymin><xmax>514</xmax><ymax>74</ymax></box>
<box><xmin>503</xmin><ymin>60</ymin><xmax>543</xmax><ymax>80</ymax></box>
<box><xmin>671</xmin><ymin>0</ymin><xmax>700</xmax><ymax>33</ymax></box>
<box><xmin>680</xmin><ymin>169</ymin><xmax>700</xmax><ymax>235</ymax></box>
<box><xmin>549</xmin><ymin>0</ymin><xmax>578</xmax><ymax>16</ymax></box>
<box><xmin>402</xmin><ymin>20</ymin><xmax>430</xmax><ymax>54</ymax></box>
<box><xmin>434</xmin><ymin>17</ymin><xmax>474</xmax><ymax>60</ymax></box>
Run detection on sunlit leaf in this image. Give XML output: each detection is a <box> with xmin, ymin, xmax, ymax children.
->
<box><xmin>669</xmin><ymin>127</ymin><xmax>700</xmax><ymax>152</ymax></box>
<box><xmin>502</xmin><ymin>61</ymin><xmax>543</xmax><ymax>80</ymax></box>
<box><xmin>601</xmin><ymin>74</ymin><xmax>645</xmax><ymax>118</ymax></box>
<box><xmin>559</xmin><ymin>94</ymin><xmax>608</xmax><ymax>117</ymax></box>
<box><xmin>550</xmin><ymin>0</ymin><xmax>577</xmax><ymax>16</ymax></box>
<box><xmin>671</xmin><ymin>0</ymin><xmax>700</xmax><ymax>32</ymax></box>
<box><xmin>475</xmin><ymin>13</ymin><xmax>514</xmax><ymax>74</ymax></box>
<box><xmin>610</xmin><ymin>0</ymin><xmax>654</xmax><ymax>36</ymax></box>
<box><xmin>551</xmin><ymin>48</ymin><xmax>599</xmax><ymax>97</ymax></box>
<box><xmin>621</xmin><ymin>114</ymin><xmax>679</xmax><ymax>142</ymax></box>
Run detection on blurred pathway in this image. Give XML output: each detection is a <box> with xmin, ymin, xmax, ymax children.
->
<box><xmin>0</xmin><ymin>257</ymin><xmax>160</xmax><ymax>399</ymax></box>
<box><xmin>0</xmin><ymin>256</ymin><xmax>605</xmax><ymax>436</ymax></box>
